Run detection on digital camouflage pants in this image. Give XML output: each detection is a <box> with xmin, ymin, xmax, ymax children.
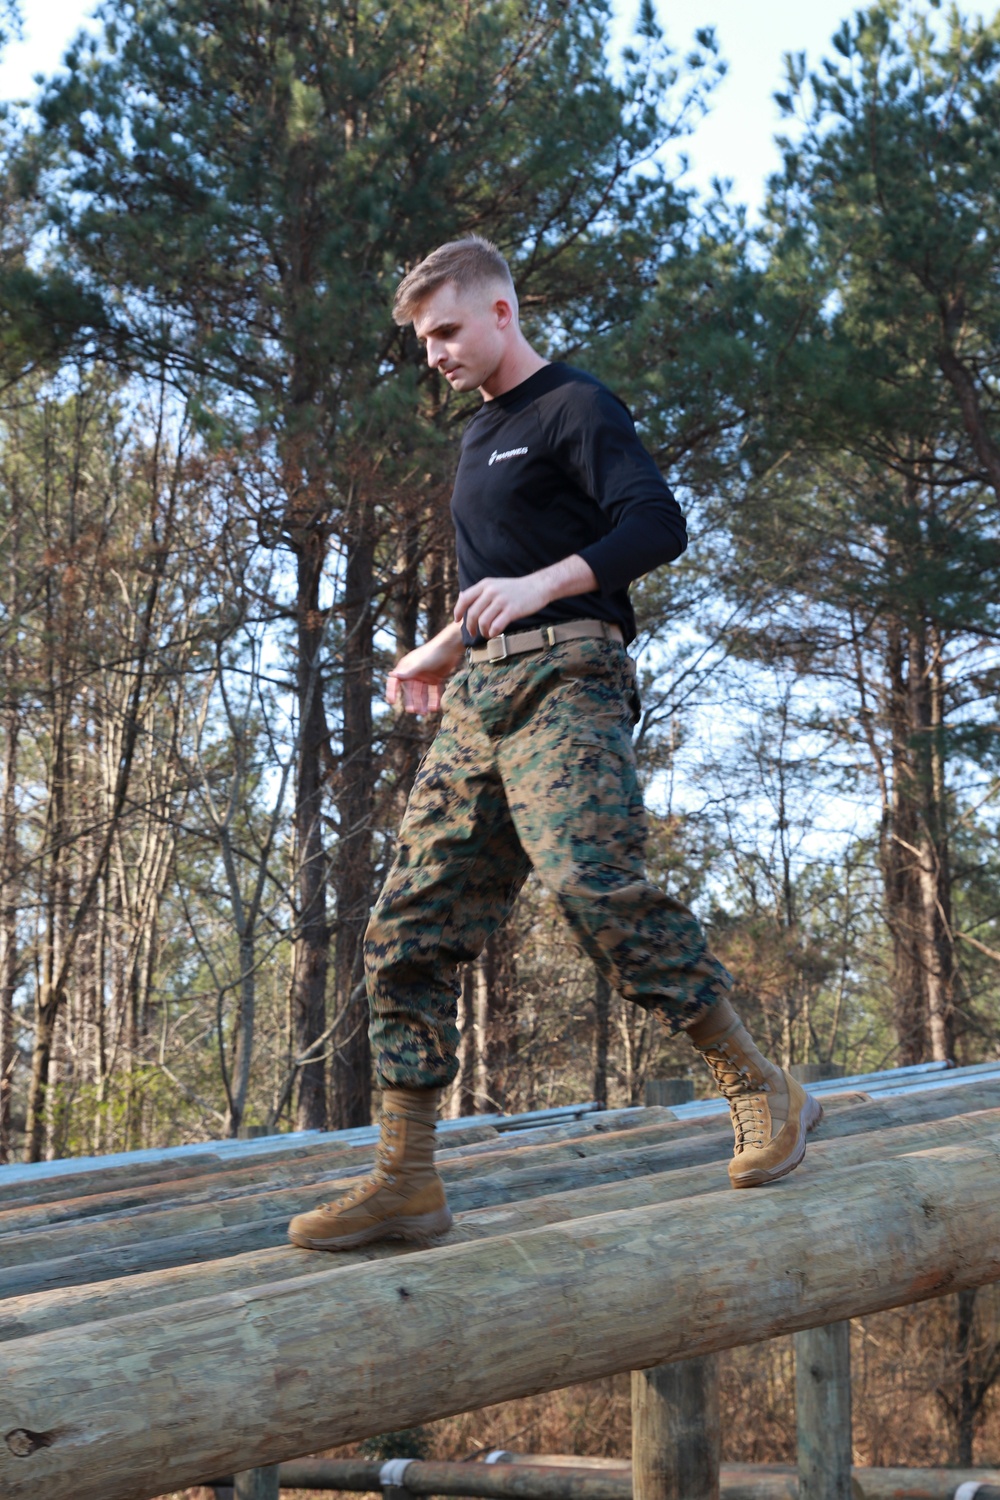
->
<box><xmin>364</xmin><ymin>636</ymin><xmax>733</xmax><ymax>1089</ymax></box>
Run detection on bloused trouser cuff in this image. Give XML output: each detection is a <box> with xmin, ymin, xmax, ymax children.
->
<box><xmin>364</xmin><ymin>638</ymin><xmax>732</xmax><ymax>1091</ymax></box>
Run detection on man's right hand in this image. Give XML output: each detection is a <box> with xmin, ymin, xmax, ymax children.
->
<box><xmin>387</xmin><ymin>621</ymin><xmax>466</xmax><ymax>714</ymax></box>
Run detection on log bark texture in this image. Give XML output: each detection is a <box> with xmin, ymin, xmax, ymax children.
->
<box><xmin>3</xmin><ymin>1137</ymin><xmax>1000</xmax><ymax>1500</ymax></box>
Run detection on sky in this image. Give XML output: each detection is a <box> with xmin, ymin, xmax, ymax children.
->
<box><xmin>0</xmin><ymin>0</ymin><xmax>970</xmax><ymax>216</ymax></box>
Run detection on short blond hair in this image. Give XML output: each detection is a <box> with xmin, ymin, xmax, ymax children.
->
<box><xmin>393</xmin><ymin>236</ymin><xmax>516</xmax><ymax>326</ymax></box>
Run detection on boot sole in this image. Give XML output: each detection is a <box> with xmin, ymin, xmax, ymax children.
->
<box><xmin>288</xmin><ymin>1204</ymin><xmax>455</xmax><ymax>1252</ymax></box>
<box><xmin>729</xmin><ymin>1091</ymin><xmax>824</xmax><ymax>1189</ymax></box>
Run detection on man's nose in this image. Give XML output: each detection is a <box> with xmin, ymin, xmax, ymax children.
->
<box><xmin>425</xmin><ymin>338</ymin><xmax>442</xmax><ymax>368</ymax></box>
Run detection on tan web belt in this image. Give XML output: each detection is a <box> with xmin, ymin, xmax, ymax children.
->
<box><xmin>467</xmin><ymin>617</ymin><xmax>624</xmax><ymax>665</ymax></box>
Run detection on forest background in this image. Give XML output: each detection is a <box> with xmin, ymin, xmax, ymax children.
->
<box><xmin>2</xmin><ymin>0</ymin><xmax>1000</xmax><ymax>1473</ymax></box>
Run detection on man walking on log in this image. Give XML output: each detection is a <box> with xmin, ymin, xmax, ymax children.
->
<box><xmin>288</xmin><ymin>237</ymin><xmax>821</xmax><ymax>1251</ymax></box>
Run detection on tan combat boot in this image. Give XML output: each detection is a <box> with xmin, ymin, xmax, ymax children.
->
<box><xmin>687</xmin><ymin>999</ymin><xmax>823</xmax><ymax>1188</ymax></box>
<box><xmin>287</xmin><ymin>1086</ymin><xmax>453</xmax><ymax>1250</ymax></box>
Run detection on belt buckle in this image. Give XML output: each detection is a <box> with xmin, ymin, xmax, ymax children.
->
<box><xmin>486</xmin><ymin>634</ymin><xmax>510</xmax><ymax>662</ymax></box>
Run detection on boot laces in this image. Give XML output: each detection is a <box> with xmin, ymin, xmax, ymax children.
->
<box><xmin>322</xmin><ymin>1112</ymin><xmax>403</xmax><ymax>1208</ymax></box>
<box><xmin>372</xmin><ymin>1111</ymin><xmax>402</xmax><ymax>1183</ymax></box>
<box><xmin>699</xmin><ymin>1040</ymin><xmax>772</xmax><ymax>1153</ymax></box>
<box><xmin>730</xmin><ymin>1092</ymin><xmax>770</xmax><ymax>1151</ymax></box>
<box><xmin>699</xmin><ymin>1039</ymin><xmax>764</xmax><ymax>1100</ymax></box>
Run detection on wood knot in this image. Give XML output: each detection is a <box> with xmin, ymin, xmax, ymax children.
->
<box><xmin>6</xmin><ymin>1428</ymin><xmax>41</xmax><ymax>1457</ymax></box>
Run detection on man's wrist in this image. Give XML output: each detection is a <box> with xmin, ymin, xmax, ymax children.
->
<box><xmin>536</xmin><ymin>554</ymin><xmax>599</xmax><ymax>607</ymax></box>
<box><xmin>437</xmin><ymin>619</ymin><xmax>467</xmax><ymax>665</ymax></box>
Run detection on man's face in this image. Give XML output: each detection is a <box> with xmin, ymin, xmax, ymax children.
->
<box><xmin>413</xmin><ymin>280</ymin><xmax>511</xmax><ymax>395</ymax></box>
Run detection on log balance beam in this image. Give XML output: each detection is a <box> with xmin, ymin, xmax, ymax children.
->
<box><xmin>1</xmin><ymin>1072</ymin><xmax>999</xmax><ymax>1500</ymax></box>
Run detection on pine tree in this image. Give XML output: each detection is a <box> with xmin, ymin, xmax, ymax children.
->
<box><xmin>37</xmin><ymin>0</ymin><xmax>719</xmax><ymax>1126</ymax></box>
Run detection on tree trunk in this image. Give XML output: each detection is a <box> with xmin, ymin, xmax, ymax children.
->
<box><xmin>388</xmin><ymin>495</ymin><xmax>436</xmax><ymax>821</ymax></box>
<box><xmin>954</xmin><ymin>1288</ymin><xmax>977</xmax><ymax>1466</ymax></box>
<box><xmin>881</xmin><ymin>619</ymin><xmax>926</xmax><ymax>1064</ymax></box>
<box><xmin>457</xmin><ymin>965</ymin><xmax>477</xmax><ymax>1117</ymax></box>
<box><xmin>593</xmin><ymin>972</ymin><xmax>610</xmax><ymax>1109</ymax></box>
<box><xmin>474</xmin><ymin>947</ymin><xmax>491</xmax><ymax>1114</ymax></box>
<box><xmin>329</xmin><ymin>514</ymin><xmax>376</xmax><ymax>1130</ymax></box>
<box><xmin>484</xmin><ymin>928</ymin><xmax>518</xmax><ymax>1113</ymax></box>
<box><xmin>473</xmin><ymin>930</ymin><xmax>518</xmax><ymax>1114</ymax></box>
<box><xmin>292</xmin><ymin>535</ymin><xmax>331</xmax><ymax>1132</ymax></box>
<box><xmin>25</xmin><ymin>690</ymin><xmax>69</xmax><ymax>1162</ymax></box>
<box><xmin>0</xmin><ymin>662</ymin><xmax>18</xmax><ymax>1163</ymax></box>
<box><xmin>25</xmin><ymin>994</ymin><xmax>59</xmax><ymax>1164</ymax></box>
<box><xmin>225</xmin><ymin>933</ymin><xmax>257</xmax><ymax>1138</ymax></box>
<box><xmin>921</xmin><ymin>622</ymin><xmax>955</xmax><ymax>1062</ymax></box>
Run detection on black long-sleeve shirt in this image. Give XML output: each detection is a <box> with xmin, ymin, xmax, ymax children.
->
<box><xmin>451</xmin><ymin>362</ymin><xmax>686</xmax><ymax>646</ymax></box>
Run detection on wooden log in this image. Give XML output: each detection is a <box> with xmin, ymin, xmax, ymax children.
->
<box><xmin>796</xmin><ymin>1320</ymin><xmax>852</xmax><ymax>1500</ymax></box>
<box><xmin>631</xmin><ymin>1356</ymin><xmax>719</xmax><ymax>1500</ymax></box>
<box><xmin>0</xmin><ymin>1079</ymin><xmax>966</xmax><ymax>1243</ymax></box>
<box><xmin>0</xmin><ymin>1080</ymin><xmax>971</xmax><ymax>1242</ymax></box>
<box><xmin>0</xmin><ymin>1118</ymin><xmax>727</xmax><ymax>1273</ymax></box>
<box><xmin>0</xmin><ymin>1104</ymin><xmax>983</xmax><ymax>1326</ymax></box>
<box><xmin>3</xmin><ymin>1136</ymin><xmax>1000</xmax><ymax>1500</ymax></box>
<box><xmin>0</xmin><ymin>1113</ymin><xmax>703</xmax><ymax>1245</ymax></box>
<box><xmin>0</xmin><ymin>1113</ymin><xmax>671</xmax><ymax>1232</ymax></box>
<box><xmin>3</xmin><ymin>1083</ymin><xmax>996</xmax><ymax>1274</ymax></box>
<box><xmin>0</xmin><ymin>1109</ymin><xmax>667</xmax><ymax>1212</ymax></box>
<box><xmin>3</xmin><ymin>1103</ymin><xmax>1000</xmax><ymax>1319</ymax></box>
<box><xmin>0</xmin><ymin>1135</ymin><xmax>406</xmax><ymax>1210</ymax></box>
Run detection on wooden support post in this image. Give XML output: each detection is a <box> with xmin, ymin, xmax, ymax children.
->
<box><xmin>789</xmin><ymin>1064</ymin><xmax>845</xmax><ymax>1085</ymax></box>
<box><xmin>644</xmin><ymin>1079</ymin><xmax>694</xmax><ymax>1107</ymax></box>
<box><xmin>233</xmin><ymin>1464</ymin><xmax>280</xmax><ymax>1500</ymax></box>
<box><xmin>632</xmin><ymin>1354</ymin><xmax>720</xmax><ymax>1500</ymax></box>
<box><xmin>796</xmin><ymin>1320</ymin><xmax>852</xmax><ymax>1500</ymax></box>
<box><xmin>792</xmin><ymin>1063</ymin><xmax>851</xmax><ymax>1500</ymax></box>
<box><xmin>380</xmin><ymin>1458</ymin><xmax>418</xmax><ymax>1500</ymax></box>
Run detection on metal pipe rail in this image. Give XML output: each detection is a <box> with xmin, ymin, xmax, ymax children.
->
<box><xmin>197</xmin><ymin>1458</ymin><xmax>1000</xmax><ymax>1500</ymax></box>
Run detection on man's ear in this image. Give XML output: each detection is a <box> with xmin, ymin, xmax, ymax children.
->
<box><xmin>494</xmin><ymin>296</ymin><xmax>515</xmax><ymax>332</ymax></box>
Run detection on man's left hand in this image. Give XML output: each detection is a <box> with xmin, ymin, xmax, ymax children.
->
<box><xmin>454</xmin><ymin>574</ymin><xmax>549</xmax><ymax>640</ymax></box>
